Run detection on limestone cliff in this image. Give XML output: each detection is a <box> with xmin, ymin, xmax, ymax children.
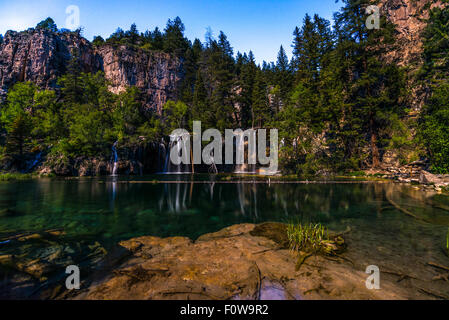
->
<box><xmin>0</xmin><ymin>29</ymin><xmax>183</xmax><ymax>113</ymax></box>
<box><xmin>0</xmin><ymin>29</ymin><xmax>96</xmax><ymax>102</ymax></box>
<box><xmin>97</xmin><ymin>45</ymin><xmax>183</xmax><ymax>114</ymax></box>
<box><xmin>381</xmin><ymin>0</ymin><xmax>445</xmax><ymax>67</ymax></box>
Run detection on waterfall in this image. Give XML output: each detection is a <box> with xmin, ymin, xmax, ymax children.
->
<box><xmin>111</xmin><ymin>141</ymin><xmax>118</xmax><ymax>176</ymax></box>
<box><xmin>161</xmin><ymin>134</ymin><xmax>191</xmax><ymax>174</ymax></box>
<box><xmin>25</xmin><ymin>152</ymin><xmax>42</xmax><ymax>172</ymax></box>
<box><xmin>234</xmin><ymin>133</ymin><xmax>256</xmax><ymax>174</ymax></box>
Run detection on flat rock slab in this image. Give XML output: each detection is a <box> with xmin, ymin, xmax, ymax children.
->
<box><xmin>73</xmin><ymin>223</ymin><xmax>411</xmax><ymax>300</ymax></box>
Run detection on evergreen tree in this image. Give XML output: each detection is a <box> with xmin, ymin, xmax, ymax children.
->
<box><xmin>252</xmin><ymin>70</ymin><xmax>269</xmax><ymax>128</ymax></box>
<box><xmin>419</xmin><ymin>6</ymin><xmax>449</xmax><ymax>172</ymax></box>
<box><xmin>237</xmin><ymin>51</ymin><xmax>257</xmax><ymax>127</ymax></box>
<box><xmin>163</xmin><ymin>17</ymin><xmax>189</xmax><ymax>57</ymax></box>
<box><xmin>0</xmin><ymin>82</ymin><xmax>36</xmax><ymax>156</ymax></box>
<box><xmin>58</xmin><ymin>50</ymin><xmax>84</xmax><ymax>105</ymax></box>
<box><xmin>92</xmin><ymin>35</ymin><xmax>105</xmax><ymax>46</ymax></box>
<box><xmin>333</xmin><ymin>0</ymin><xmax>406</xmax><ymax>168</ymax></box>
<box><xmin>36</xmin><ymin>18</ymin><xmax>57</xmax><ymax>32</ymax></box>
<box><xmin>126</xmin><ymin>23</ymin><xmax>140</xmax><ymax>45</ymax></box>
<box><xmin>274</xmin><ymin>46</ymin><xmax>293</xmax><ymax>102</ymax></box>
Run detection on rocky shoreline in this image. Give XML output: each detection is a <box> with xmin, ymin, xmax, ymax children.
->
<box><xmin>65</xmin><ymin>222</ymin><xmax>448</xmax><ymax>300</ymax></box>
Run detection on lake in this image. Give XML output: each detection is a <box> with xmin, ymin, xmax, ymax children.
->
<box><xmin>1</xmin><ymin>176</ymin><xmax>448</xmax><ymax>298</ymax></box>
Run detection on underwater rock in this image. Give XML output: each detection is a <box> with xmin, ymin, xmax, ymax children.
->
<box><xmin>72</xmin><ymin>224</ymin><xmax>412</xmax><ymax>300</ymax></box>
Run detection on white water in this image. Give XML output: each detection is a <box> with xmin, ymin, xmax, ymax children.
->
<box><xmin>111</xmin><ymin>141</ymin><xmax>118</xmax><ymax>176</ymax></box>
<box><xmin>161</xmin><ymin>135</ymin><xmax>192</xmax><ymax>174</ymax></box>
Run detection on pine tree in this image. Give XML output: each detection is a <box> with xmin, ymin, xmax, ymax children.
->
<box><xmin>237</xmin><ymin>51</ymin><xmax>257</xmax><ymax>127</ymax></box>
<box><xmin>58</xmin><ymin>50</ymin><xmax>84</xmax><ymax>105</ymax></box>
<box><xmin>419</xmin><ymin>6</ymin><xmax>449</xmax><ymax>172</ymax></box>
<box><xmin>126</xmin><ymin>23</ymin><xmax>140</xmax><ymax>46</ymax></box>
<box><xmin>163</xmin><ymin>17</ymin><xmax>189</xmax><ymax>57</ymax></box>
<box><xmin>333</xmin><ymin>0</ymin><xmax>406</xmax><ymax>168</ymax></box>
<box><xmin>274</xmin><ymin>45</ymin><xmax>293</xmax><ymax>103</ymax></box>
<box><xmin>252</xmin><ymin>70</ymin><xmax>269</xmax><ymax>128</ymax></box>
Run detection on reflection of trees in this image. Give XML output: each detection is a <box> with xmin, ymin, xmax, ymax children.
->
<box><xmin>158</xmin><ymin>182</ymin><xmax>192</xmax><ymax>213</ymax></box>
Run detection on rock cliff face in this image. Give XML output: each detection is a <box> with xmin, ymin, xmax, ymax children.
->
<box><xmin>97</xmin><ymin>45</ymin><xmax>183</xmax><ymax>114</ymax></box>
<box><xmin>381</xmin><ymin>0</ymin><xmax>445</xmax><ymax>67</ymax></box>
<box><xmin>0</xmin><ymin>29</ymin><xmax>183</xmax><ymax>113</ymax></box>
<box><xmin>0</xmin><ymin>29</ymin><xmax>97</xmax><ymax>102</ymax></box>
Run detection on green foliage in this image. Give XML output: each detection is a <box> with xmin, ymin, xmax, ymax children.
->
<box><xmin>419</xmin><ymin>6</ymin><xmax>449</xmax><ymax>173</ymax></box>
<box><xmin>36</xmin><ymin>18</ymin><xmax>57</xmax><ymax>32</ymax></box>
<box><xmin>287</xmin><ymin>222</ymin><xmax>329</xmax><ymax>253</ymax></box>
<box><xmin>92</xmin><ymin>36</ymin><xmax>105</xmax><ymax>46</ymax></box>
<box><xmin>0</xmin><ymin>173</ymin><xmax>35</xmax><ymax>181</ymax></box>
<box><xmin>162</xmin><ymin>100</ymin><xmax>189</xmax><ymax>133</ymax></box>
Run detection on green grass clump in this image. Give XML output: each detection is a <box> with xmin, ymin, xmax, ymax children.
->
<box><xmin>287</xmin><ymin>223</ymin><xmax>330</xmax><ymax>253</ymax></box>
<box><xmin>287</xmin><ymin>222</ymin><xmax>346</xmax><ymax>270</ymax></box>
<box><xmin>0</xmin><ymin>173</ymin><xmax>35</xmax><ymax>181</ymax></box>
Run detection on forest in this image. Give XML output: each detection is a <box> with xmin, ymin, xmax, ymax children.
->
<box><xmin>0</xmin><ymin>0</ymin><xmax>448</xmax><ymax>175</ymax></box>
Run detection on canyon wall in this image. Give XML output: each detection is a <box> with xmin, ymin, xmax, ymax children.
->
<box><xmin>0</xmin><ymin>29</ymin><xmax>183</xmax><ymax>113</ymax></box>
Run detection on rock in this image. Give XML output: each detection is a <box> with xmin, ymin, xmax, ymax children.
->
<box><xmin>97</xmin><ymin>45</ymin><xmax>183</xmax><ymax>114</ymax></box>
<box><xmin>0</xmin><ymin>254</ymin><xmax>14</xmax><ymax>267</ymax></box>
<box><xmin>72</xmin><ymin>224</ymin><xmax>410</xmax><ymax>300</ymax></box>
<box><xmin>0</xmin><ymin>29</ymin><xmax>183</xmax><ymax>115</ymax></box>
<box><xmin>419</xmin><ymin>171</ymin><xmax>444</xmax><ymax>185</ymax></box>
<box><xmin>17</xmin><ymin>233</ymin><xmax>41</xmax><ymax>241</ymax></box>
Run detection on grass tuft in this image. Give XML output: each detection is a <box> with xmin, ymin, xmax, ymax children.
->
<box><xmin>287</xmin><ymin>222</ymin><xmax>346</xmax><ymax>270</ymax></box>
<box><xmin>0</xmin><ymin>173</ymin><xmax>35</xmax><ymax>181</ymax></box>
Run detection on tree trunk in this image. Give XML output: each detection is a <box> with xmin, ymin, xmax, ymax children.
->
<box><xmin>370</xmin><ymin>118</ymin><xmax>380</xmax><ymax>168</ymax></box>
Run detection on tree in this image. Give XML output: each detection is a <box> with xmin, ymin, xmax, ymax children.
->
<box><xmin>237</xmin><ymin>51</ymin><xmax>257</xmax><ymax>127</ymax></box>
<box><xmin>113</xmin><ymin>87</ymin><xmax>144</xmax><ymax>139</ymax></box>
<box><xmin>126</xmin><ymin>23</ymin><xmax>140</xmax><ymax>45</ymax></box>
<box><xmin>0</xmin><ymin>82</ymin><xmax>36</xmax><ymax>155</ymax></box>
<box><xmin>332</xmin><ymin>0</ymin><xmax>406</xmax><ymax>168</ymax></box>
<box><xmin>274</xmin><ymin>46</ymin><xmax>293</xmax><ymax>102</ymax></box>
<box><xmin>163</xmin><ymin>100</ymin><xmax>189</xmax><ymax>133</ymax></box>
<box><xmin>92</xmin><ymin>36</ymin><xmax>105</xmax><ymax>46</ymax></box>
<box><xmin>36</xmin><ymin>17</ymin><xmax>57</xmax><ymax>32</ymax></box>
<box><xmin>58</xmin><ymin>50</ymin><xmax>83</xmax><ymax>105</ymax></box>
<box><xmin>252</xmin><ymin>70</ymin><xmax>269</xmax><ymax>128</ymax></box>
<box><xmin>289</xmin><ymin>14</ymin><xmax>334</xmax><ymax>132</ymax></box>
<box><xmin>419</xmin><ymin>6</ymin><xmax>449</xmax><ymax>172</ymax></box>
<box><xmin>201</xmin><ymin>31</ymin><xmax>236</xmax><ymax>131</ymax></box>
<box><xmin>163</xmin><ymin>17</ymin><xmax>189</xmax><ymax>56</ymax></box>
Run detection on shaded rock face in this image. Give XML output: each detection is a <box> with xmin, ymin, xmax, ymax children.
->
<box><xmin>72</xmin><ymin>223</ymin><xmax>417</xmax><ymax>300</ymax></box>
<box><xmin>380</xmin><ymin>0</ymin><xmax>446</xmax><ymax>112</ymax></box>
<box><xmin>0</xmin><ymin>29</ymin><xmax>97</xmax><ymax>103</ymax></box>
<box><xmin>98</xmin><ymin>45</ymin><xmax>184</xmax><ymax>114</ymax></box>
<box><xmin>0</xmin><ymin>29</ymin><xmax>183</xmax><ymax>113</ymax></box>
<box><xmin>382</xmin><ymin>0</ymin><xmax>444</xmax><ymax>67</ymax></box>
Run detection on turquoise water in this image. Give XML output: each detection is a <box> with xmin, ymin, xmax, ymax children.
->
<box><xmin>1</xmin><ymin>176</ymin><xmax>449</xmax><ymax>298</ymax></box>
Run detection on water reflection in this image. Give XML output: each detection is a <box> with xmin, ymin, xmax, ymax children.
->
<box><xmin>1</xmin><ymin>178</ymin><xmax>449</xmax><ymax>244</ymax></box>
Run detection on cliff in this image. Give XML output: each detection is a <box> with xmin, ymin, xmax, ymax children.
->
<box><xmin>0</xmin><ymin>29</ymin><xmax>183</xmax><ymax>113</ymax></box>
<box><xmin>382</xmin><ymin>0</ymin><xmax>445</xmax><ymax>67</ymax></box>
<box><xmin>97</xmin><ymin>45</ymin><xmax>183</xmax><ymax>114</ymax></box>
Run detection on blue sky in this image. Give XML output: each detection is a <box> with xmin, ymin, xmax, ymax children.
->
<box><xmin>0</xmin><ymin>0</ymin><xmax>342</xmax><ymax>63</ymax></box>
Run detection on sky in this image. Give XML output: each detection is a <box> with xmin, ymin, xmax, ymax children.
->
<box><xmin>0</xmin><ymin>0</ymin><xmax>342</xmax><ymax>64</ymax></box>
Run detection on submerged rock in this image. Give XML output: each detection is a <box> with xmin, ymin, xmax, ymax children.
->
<box><xmin>72</xmin><ymin>224</ymin><xmax>412</xmax><ymax>300</ymax></box>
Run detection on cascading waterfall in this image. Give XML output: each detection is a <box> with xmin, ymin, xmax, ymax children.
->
<box><xmin>111</xmin><ymin>141</ymin><xmax>118</xmax><ymax>176</ymax></box>
<box><xmin>234</xmin><ymin>133</ymin><xmax>257</xmax><ymax>174</ymax></box>
<box><xmin>162</xmin><ymin>134</ymin><xmax>192</xmax><ymax>174</ymax></box>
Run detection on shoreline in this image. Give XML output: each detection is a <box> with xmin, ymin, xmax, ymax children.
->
<box><xmin>66</xmin><ymin>222</ymin><xmax>448</xmax><ymax>300</ymax></box>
